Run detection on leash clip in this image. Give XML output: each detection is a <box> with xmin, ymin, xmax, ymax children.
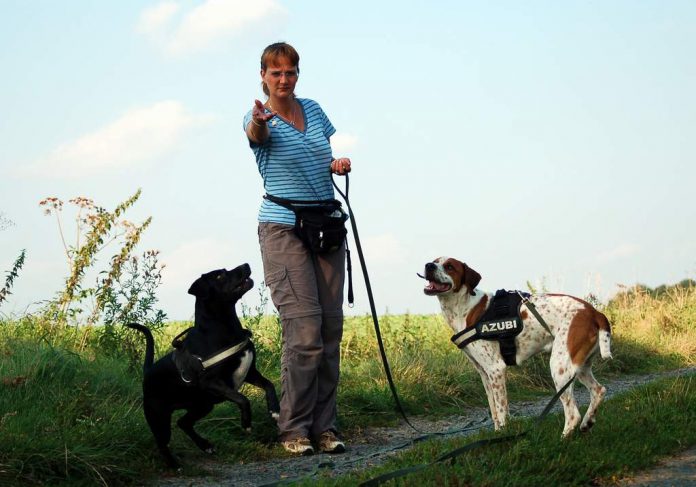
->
<box><xmin>516</xmin><ymin>290</ymin><xmax>530</xmax><ymax>304</ymax></box>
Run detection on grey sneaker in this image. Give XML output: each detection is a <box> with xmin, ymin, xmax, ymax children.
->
<box><xmin>281</xmin><ymin>437</ymin><xmax>314</xmax><ymax>455</ymax></box>
<box><xmin>318</xmin><ymin>430</ymin><xmax>345</xmax><ymax>454</ymax></box>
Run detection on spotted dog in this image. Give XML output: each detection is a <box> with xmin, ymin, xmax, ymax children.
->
<box><xmin>421</xmin><ymin>257</ymin><xmax>612</xmax><ymax>437</ymax></box>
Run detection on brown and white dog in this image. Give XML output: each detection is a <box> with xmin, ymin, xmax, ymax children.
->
<box><xmin>421</xmin><ymin>257</ymin><xmax>612</xmax><ymax>437</ymax></box>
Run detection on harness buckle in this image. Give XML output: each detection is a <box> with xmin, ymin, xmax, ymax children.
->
<box><xmin>516</xmin><ymin>290</ymin><xmax>530</xmax><ymax>304</ymax></box>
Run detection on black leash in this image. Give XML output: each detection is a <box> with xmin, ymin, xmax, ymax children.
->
<box><xmin>333</xmin><ymin>174</ymin><xmax>421</xmax><ymax>433</ymax></box>
<box><xmin>517</xmin><ymin>291</ymin><xmax>555</xmax><ymax>337</ymax></box>
<box><xmin>359</xmin><ymin>374</ymin><xmax>576</xmax><ymax>486</ymax></box>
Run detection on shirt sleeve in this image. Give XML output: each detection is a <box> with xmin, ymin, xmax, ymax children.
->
<box><xmin>243</xmin><ymin>110</ymin><xmax>253</xmax><ymax>130</ymax></box>
<box><xmin>314</xmin><ymin>102</ymin><xmax>336</xmax><ymax>139</ymax></box>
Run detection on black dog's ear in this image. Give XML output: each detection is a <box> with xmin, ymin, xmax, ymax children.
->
<box><xmin>188</xmin><ymin>276</ymin><xmax>210</xmax><ymax>299</ymax></box>
<box><xmin>464</xmin><ymin>265</ymin><xmax>481</xmax><ymax>296</ymax></box>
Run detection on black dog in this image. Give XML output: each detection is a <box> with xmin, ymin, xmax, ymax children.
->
<box><xmin>127</xmin><ymin>263</ymin><xmax>280</xmax><ymax>468</ymax></box>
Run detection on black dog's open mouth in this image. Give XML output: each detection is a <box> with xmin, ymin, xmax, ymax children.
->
<box><xmin>240</xmin><ymin>277</ymin><xmax>254</xmax><ymax>293</ymax></box>
<box><xmin>424</xmin><ymin>280</ymin><xmax>451</xmax><ymax>295</ymax></box>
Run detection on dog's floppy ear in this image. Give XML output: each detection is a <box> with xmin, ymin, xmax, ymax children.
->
<box><xmin>464</xmin><ymin>265</ymin><xmax>481</xmax><ymax>296</ymax></box>
<box><xmin>188</xmin><ymin>275</ymin><xmax>210</xmax><ymax>299</ymax></box>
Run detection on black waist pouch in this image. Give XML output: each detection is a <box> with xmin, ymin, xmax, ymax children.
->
<box><xmin>264</xmin><ymin>194</ymin><xmax>348</xmax><ymax>254</ymax></box>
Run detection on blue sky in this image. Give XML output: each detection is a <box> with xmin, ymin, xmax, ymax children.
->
<box><xmin>1</xmin><ymin>1</ymin><xmax>694</xmax><ymax>320</ymax></box>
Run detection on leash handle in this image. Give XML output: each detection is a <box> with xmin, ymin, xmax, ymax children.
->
<box><xmin>333</xmin><ymin>174</ymin><xmax>421</xmax><ymax>433</ymax></box>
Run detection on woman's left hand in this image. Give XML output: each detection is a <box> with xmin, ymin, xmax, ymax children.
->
<box><xmin>331</xmin><ymin>158</ymin><xmax>352</xmax><ymax>175</ymax></box>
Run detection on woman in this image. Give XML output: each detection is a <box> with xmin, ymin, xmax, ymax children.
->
<box><xmin>243</xmin><ymin>42</ymin><xmax>351</xmax><ymax>455</ymax></box>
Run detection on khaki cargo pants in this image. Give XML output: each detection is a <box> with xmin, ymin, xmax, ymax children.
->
<box><xmin>258</xmin><ymin>223</ymin><xmax>345</xmax><ymax>441</ymax></box>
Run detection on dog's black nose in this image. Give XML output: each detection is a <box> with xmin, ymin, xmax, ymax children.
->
<box><xmin>425</xmin><ymin>262</ymin><xmax>436</xmax><ymax>272</ymax></box>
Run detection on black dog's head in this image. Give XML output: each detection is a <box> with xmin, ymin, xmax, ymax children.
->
<box><xmin>188</xmin><ymin>263</ymin><xmax>254</xmax><ymax>303</ymax></box>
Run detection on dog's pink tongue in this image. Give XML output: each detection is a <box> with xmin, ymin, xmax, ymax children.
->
<box><xmin>426</xmin><ymin>281</ymin><xmax>448</xmax><ymax>292</ymax></box>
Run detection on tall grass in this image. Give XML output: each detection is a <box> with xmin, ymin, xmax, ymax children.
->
<box><xmin>0</xmin><ymin>283</ymin><xmax>694</xmax><ymax>485</ymax></box>
<box><xmin>604</xmin><ymin>283</ymin><xmax>696</xmax><ymax>372</ymax></box>
<box><xmin>0</xmin><ymin>339</ymin><xmax>146</xmax><ymax>485</ymax></box>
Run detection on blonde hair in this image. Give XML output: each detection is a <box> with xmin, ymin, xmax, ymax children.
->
<box><xmin>260</xmin><ymin>42</ymin><xmax>300</xmax><ymax>96</ymax></box>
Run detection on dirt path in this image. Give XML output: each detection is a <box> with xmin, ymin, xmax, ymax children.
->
<box><xmin>157</xmin><ymin>367</ymin><xmax>696</xmax><ymax>487</ymax></box>
<box><xmin>618</xmin><ymin>445</ymin><xmax>696</xmax><ymax>487</ymax></box>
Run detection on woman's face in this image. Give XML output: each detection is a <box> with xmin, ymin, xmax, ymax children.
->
<box><xmin>261</xmin><ymin>56</ymin><xmax>299</xmax><ymax>100</ymax></box>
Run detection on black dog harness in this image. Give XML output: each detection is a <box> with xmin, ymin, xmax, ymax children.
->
<box><xmin>171</xmin><ymin>328</ymin><xmax>251</xmax><ymax>385</ymax></box>
<box><xmin>451</xmin><ymin>290</ymin><xmax>552</xmax><ymax>366</ymax></box>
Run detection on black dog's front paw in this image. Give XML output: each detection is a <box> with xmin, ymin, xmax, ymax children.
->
<box><xmin>270</xmin><ymin>410</ymin><xmax>280</xmax><ymax>422</ymax></box>
<box><xmin>195</xmin><ymin>438</ymin><xmax>215</xmax><ymax>453</ymax></box>
<box><xmin>160</xmin><ymin>448</ymin><xmax>182</xmax><ymax>469</ymax></box>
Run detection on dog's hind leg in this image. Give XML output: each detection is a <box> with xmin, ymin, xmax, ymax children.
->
<box><xmin>576</xmin><ymin>364</ymin><xmax>606</xmax><ymax>432</ymax></box>
<box><xmin>550</xmin><ymin>353</ymin><xmax>581</xmax><ymax>437</ymax></box>
<box><xmin>244</xmin><ymin>364</ymin><xmax>280</xmax><ymax>421</ymax></box>
<box><xmin>144</xmin><ymin>403</ymin><xmax>180</xmax><ymax>468</ymax></box>
<box><xmin>177</xmin><ymin>403</ymin><xmax>216</xmax><ymax>453</ymax></box>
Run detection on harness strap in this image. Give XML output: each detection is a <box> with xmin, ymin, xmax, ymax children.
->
<box><xmin>452</xmin><ymin>327</ymin><xmax>518</xmax><ymax>366</ymax></box>
<box><xmin>171</xmin><ymin>327</ymin><xmax>192</xmax><ymax>349</ymax></box>
<box><xmin>451</xmin><ymin>327</ymin><xmax>478</xmax><ymax>349</ymax></box>
<box><xmin>499</xmin><ymin>338</ymin><xmax>518</xmax><ymax>366</ymax></box>
<box><xmin>201</xmin><ymin>338</ymin><xmax>250</xmax><ymax>369</ymax></box>
<box><xmin>173</xmin><ymin>337</ymin><xmax>250</xmax><ymax>384</ymax></box>
<box><xmin>263</xmin><ymin>193</ymin><xmax>341</xmax><ymax>210</ymax></box>
<box><xmin>451</xmin><ymin>293</ymin><xmax>552</xmax><ymax>365</ymax></box>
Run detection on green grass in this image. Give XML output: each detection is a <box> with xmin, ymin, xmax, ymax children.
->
<box><xmin>0</xmin><ymin>283</ymin><xmax>694</xmax><ymax>485</ymax></box>
<box><xmin>313</xmin><ymin>375</ymin><xmax>695</xmax><ymax>486</ymax></box>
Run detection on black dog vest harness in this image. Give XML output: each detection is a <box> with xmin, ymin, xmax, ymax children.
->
<box><xmin>171</xmin><ymin>328</ymin><xmax>251</xmax><ymax>386</ymax></box>
<box><xmin>451</xmin><ymin>290</ymin><xmax>530</xmax><ymax>366</ymax></box>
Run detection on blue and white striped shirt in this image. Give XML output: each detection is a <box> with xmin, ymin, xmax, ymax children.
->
<box><xmin>244</xmin><ymin>98</ymin><xmax>336</xmax><ymax>225</ymax></box>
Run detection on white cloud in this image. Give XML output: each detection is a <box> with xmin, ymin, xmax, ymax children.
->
<box><xmin>361</xmin><ymin>233</ymin><xmax>408</xmax><ymax>266</ymax></box>
<box><xmin>331</xmin><ymin>133</ymin><xmax>358</xmax><ymax>153</ymax></box>
<box><xmin>137</xmin><ymin>0</ymin><xmax>287</xmax><ymax>56</ymax></box>
<box><xmin>137</xmin><ymin>2</ymin><xmax>180</xmax><ymax>35</ymax></box>
<box><xmin>596</xmin><ymin>243</ymin><xmax>641</xmax><ymax>263</ymax></box>
<box><xmin>27</xmin><ymin>101</ymin><xmax>211</xmax><ymax>178</ymax></box>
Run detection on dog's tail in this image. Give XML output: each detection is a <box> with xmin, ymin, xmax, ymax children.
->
<box><xmin>596</xmin><ymin>313</ymin><xmax>613</xmax><ymax>360</ymax></box>
<box><xmin>126</xmin><ymin>322</ymin><xmax>155</xmax><ymax>371</ymax></box>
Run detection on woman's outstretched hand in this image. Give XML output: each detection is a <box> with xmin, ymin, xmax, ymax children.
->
<box><xmin>252</xmin><ymin>99</ymin><xmax>275</xmax><ymax>125</ymax></box>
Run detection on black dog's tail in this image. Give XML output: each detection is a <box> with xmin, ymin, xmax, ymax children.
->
<box><xmin>126</xmin><ymin>322</ymin><xmax>155</xmax><ymax>372</ymax></box>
